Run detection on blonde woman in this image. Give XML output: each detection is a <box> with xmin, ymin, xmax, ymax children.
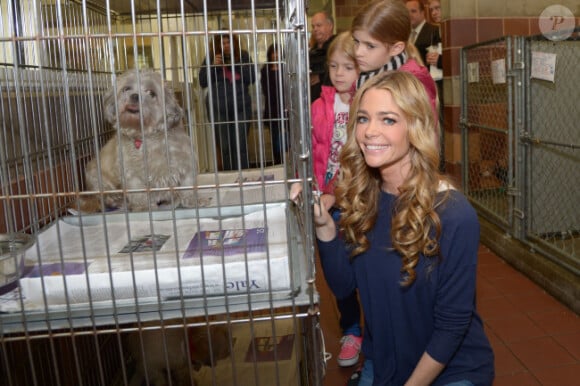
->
<box><xmin>301</xmin><ymin>71</ymin><xmax>495</xmax><ymax>385</ymax></box>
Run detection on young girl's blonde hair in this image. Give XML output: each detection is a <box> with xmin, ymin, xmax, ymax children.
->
<box><xmin>326</xmin><ymin>31</ymin><xmax>357</xmax><ymax>65</ymax></box>
<box><xmin>351</xmin><ymin>0</ymin><xmax>424</xmax><ymax>65</ymax></box>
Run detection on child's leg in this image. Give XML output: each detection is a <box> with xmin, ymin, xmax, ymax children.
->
<box><xmin>328</xmin><ymin>208</ymin><xmax>363</xmax><ymax>367</ymax></box>
<box><xmin>337</xmin><ymin>290</ymin><xmax>361</xmax><ymax>336</ymax></box>
<box><xmin>336</xmin><ymin>290</ymin><xmax>363</xmax><ymax>367</ymax></box>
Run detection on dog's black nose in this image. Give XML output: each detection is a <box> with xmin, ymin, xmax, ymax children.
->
<box><xmin>130</xmin><ymin>93</ymin><xmax>139</xmax><ymax>103</ymax></box>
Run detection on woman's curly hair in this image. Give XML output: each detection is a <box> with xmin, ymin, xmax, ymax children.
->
<box><xmin>335</xmin><ymin>70</ymin><xmax>450</xmax><ymax>286</ymax></box>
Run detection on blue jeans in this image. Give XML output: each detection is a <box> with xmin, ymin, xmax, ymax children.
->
<box><xmin>357</xmin><ymin>359</ymin><xmax>373</xmax><ymax>386</ymax></box>
<box><xmin>357</xmin><ymin>359</ymin><xmax>475</xmax><ymax>386</ymax></box>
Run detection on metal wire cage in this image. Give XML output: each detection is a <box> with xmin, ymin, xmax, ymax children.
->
<box><xmin>461</xmin><ymin>32</ymin><xmax>580</xmax><ymax>276</ymax></box>
<box><xmin>1</xmin><ymin>1</ymin><xmax>323</xmax><ymax>385</ymax></box>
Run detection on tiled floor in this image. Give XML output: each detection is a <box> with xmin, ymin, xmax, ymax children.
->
<box><xmin>319</xmin><ymin>244</ymin><xmax>580</xmax><ymax>386</ymax></box>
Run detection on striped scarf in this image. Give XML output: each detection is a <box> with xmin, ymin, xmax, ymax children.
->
<box><xmin>356</xmin><ymin>52</ymin><xmax>407</xmax><ymax>89</ymax></box>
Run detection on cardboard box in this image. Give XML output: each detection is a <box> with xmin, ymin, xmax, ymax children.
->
<box><xmin>194</xmin><ymin>318</ymin><xmax>301</xmax><ymax>385</ymax></box>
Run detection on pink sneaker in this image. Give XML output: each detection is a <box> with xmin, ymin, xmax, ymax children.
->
<box><xmin>337</xmin><ymin>334</ymin><xmax>362</xmax><ymax>367</ymax></box>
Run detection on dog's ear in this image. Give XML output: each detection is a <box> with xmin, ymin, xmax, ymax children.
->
<box><xmin>163</xmin><ymin>83</ymin><xmax>184</xmax><ymax>129</ymax></box>
<box><xmin>103</xmin><ymin>78</ymin><xmax>119</xmax><ymax>125</ymax></box>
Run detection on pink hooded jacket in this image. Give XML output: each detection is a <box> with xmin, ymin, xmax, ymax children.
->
<box><xmin>311</xmin><ymin>85</ymin><xmax>343</xmax><ymax>194</ymax></box>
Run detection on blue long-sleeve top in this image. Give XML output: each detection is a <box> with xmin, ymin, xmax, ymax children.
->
<box><xmin>318</xmin><ymin>190</ymin><xmax>494</xmax><ymax>386</ymax></box>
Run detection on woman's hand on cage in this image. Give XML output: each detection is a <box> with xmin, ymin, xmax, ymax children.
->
<box><xmin>289</xmin><ymin>182</ymin><xmax>303</xmax><ymax>206</ymax></box>
<box><xmin>320</xmin><ymin>193</ymin><xmax>335</xmax><ymax>210</ymax></box>
<box><xmin>289</xmin><ymin>182</ymin><xmax>336</xmax><ymax>242</ymax></box>
<box><xmin>311</xmin><ymin>195</ymin><xmax>336</xmax><ymax>242</ymax></box>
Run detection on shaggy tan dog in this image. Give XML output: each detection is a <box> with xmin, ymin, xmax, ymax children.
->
<box><xmin>81</xmin><ymin>69</ymin><xmax>198</xmax><ymax>212</ymax></box>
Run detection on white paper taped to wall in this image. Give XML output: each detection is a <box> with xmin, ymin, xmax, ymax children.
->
<box><xmin>491</xmin><ymin>58</ymin><xmax>506</xmax><ymax>84</ymax></box>
<box><xmin>467</xmin><ymin>62</ymin><xmax>479</xmax><ymax>83</ymax></box>
<box><xmin>531</xmin><ymin>51</ymin><xmax>557</xmax><ymax>82</ymax></box>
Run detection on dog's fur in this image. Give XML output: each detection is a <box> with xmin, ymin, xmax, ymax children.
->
<box><xmin>81</xmin><ymin>69</ymin><xmax>198</xmax><ymax>212</ymax></box>
<box><xmin>127</xmin><ymin>323</ymin><xmax>231</xmax><ymax>386</ymax></box>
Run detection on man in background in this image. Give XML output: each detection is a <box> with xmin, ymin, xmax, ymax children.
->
<box><xmin>309</xmin><ymin>11</ymin><xmax>336</xmax><ymax>102</ymax></box>
<box><xmin>405</xmin><ymin>0</ymin><xmax>441</xmax><ymax>68</ymax></box>
<box><xmin>428</xmin><ymin>0</ymin><xmax>442</xmax><ymax>24</ymax></box>
<box><xmin>406</xmin><ymin>0</ymin><xmax>444</xmax><ymax>170</ymax></box>
<box><xmin>426</xmin><ymin>0</ymin><xmax>443</xmax><ymax>104</ymax></box>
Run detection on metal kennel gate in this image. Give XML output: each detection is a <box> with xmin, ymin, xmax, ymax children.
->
<box><xmin>461</xmin><ymin>32</ymin><xmax>579</xmax><ymax>283</ymax></box>
<box><xmin>0</xmin><ymin>1</ymin><xmax>325</xmax><ymax>385</ymax></box>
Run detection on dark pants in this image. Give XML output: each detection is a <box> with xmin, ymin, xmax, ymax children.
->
<box><xmin>337</xmin><ymin>290</ymin><xmax>362</xmax><ymax>335</ymax></box>
<box><xmin>268</xmin><ymin>119</ymin><xmax>288</xmax><ymax>165</ymax></box>
<box><xmin>215</xmin><ymin>120</ymin><xmax>249</xmax><ymax>170</ymax></box>
<box><xmin>209</xmin><ymin>95</ymin><xmax>251</xmax><ymax>171</ymax></box>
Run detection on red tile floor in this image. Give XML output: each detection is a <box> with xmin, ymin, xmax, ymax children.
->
<box><xmin>318</xmin><ymin>244</ymin><xmax>580</xmax><ymax>386</ymax></box>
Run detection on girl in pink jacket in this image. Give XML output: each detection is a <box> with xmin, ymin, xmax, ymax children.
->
<box><xmin>311</xmin><ymin>31</ymin><xmax>363</xmax><ymax>368</ymax></box>
<box><xmin>312</xmin><ymin>32</ymin><xmax>359</xmax><ymax>203</ymax></box>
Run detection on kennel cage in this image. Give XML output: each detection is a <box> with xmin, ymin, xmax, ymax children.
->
<box><xmin>1</xmin><ymin>1</ymin><xmax>324</xmax><ymax>385</ymax></box>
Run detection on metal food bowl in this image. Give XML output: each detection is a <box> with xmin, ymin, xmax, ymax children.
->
<box><xmin>0</xmin><ymin>233</ymin><xmax>33</xmax><ymax>287</ymax></box>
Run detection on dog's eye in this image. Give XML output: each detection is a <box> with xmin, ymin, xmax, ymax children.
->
<box><xmin>122</xmin><ymin>86</ymin><xmax>131</xmax><ymax>93</ymax></box>
<box><xmin>146</xmin><ymin>90</ymin><xmax>156</xmax><ymax>98</ymax></box>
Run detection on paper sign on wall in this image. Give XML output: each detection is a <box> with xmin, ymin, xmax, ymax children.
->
<box><xmin>491</xmin><ymin>59</ymin><xmax>506</xmax><ymax>84</ymax></box>
<box><xmin>531</xmin><ymin>51</ymin><xmax>557</xmax><ymax>82</ymax></box>
<box><xmin>467</xmin><ymin>62</ymin><xmax>479</xmax><ymax>83</ymax></box>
